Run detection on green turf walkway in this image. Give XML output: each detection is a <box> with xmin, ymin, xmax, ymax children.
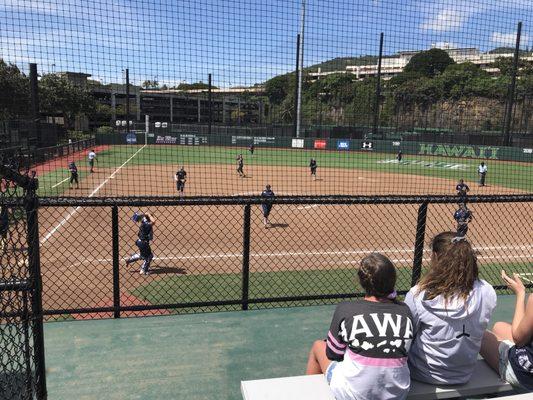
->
<box><xmin>44</xmin><ymin>296</ymin><xmax>519</xmax><ymax>400</ymax></box>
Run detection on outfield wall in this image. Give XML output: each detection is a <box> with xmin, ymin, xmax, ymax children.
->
<box><xmin>95</xmin><ymin>132</ymin><xmax>533</xmax><ymax>163</ymax></box>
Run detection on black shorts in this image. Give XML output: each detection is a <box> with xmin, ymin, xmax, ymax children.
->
<box><xmin>176</xmin><ymin>180</ymin><xmax>185</xmax><ymax>191</ymax></box>
<box><xmin>136</xmin><ymin>239</ymin><xmax>153</xmax><ymax>259</ymax></box>
<box><xmin>261</xmin><ymin>204</ymin><xmax>272</xmax><ymax>217</ymax></box>
<box><xmin>89</xmin><ymin>160</ymin><xmax>94</xmax><ymax>167</ymax></box>
<box><xmin>457</xmin><ymin>224</ymin><xmax>469</xmax><ymax>237</ymax></box>
<box><xmin>310</xmin><ymin>167</ymin><xmax>317</xmax><ymax>175</ymax></box>
<box><xmin>70</xmin><ymin>173</ymin><xmax>78</xmax><ymax>184</ymax></box>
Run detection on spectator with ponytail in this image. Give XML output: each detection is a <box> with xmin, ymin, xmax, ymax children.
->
<box><xmin>405</xmin><ymin>231</ymin><xmax>497</xmax><ymax>385</ymax></box>
<box><xmin>306</xmin><ymin>253</ymin><xmax>414</xmax><ymax>400</ymax></box>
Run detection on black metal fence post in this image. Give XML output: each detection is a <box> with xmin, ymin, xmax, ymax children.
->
<box><xmin>208</xmin><ymin>73</ymin><xmax>213</xmax><ymax>135</ymax></box>
<box><xmin>125</xmin><ymin>68</ymin><xmax>131</xmax><ymax>130</ymax></box>
<box><xmin>29</xmin><ymin>63</ymin><xmax>41</xmax><ymax>148</ymax></box>
<box><xmin>25</xmin><ymin>189</ymin><xmax>47</xmax><ymax>399</ymax></box>
<box><xmin>112</xmin><ymin>206</ymin><xmax>121</xmax><ymax>318</ymax></box>
<box><xmin>242</xmin><ymin>204</ymin><xmax>251</xmax><ymax>310</ymax></box>
<box><xmin>293</xmin><ymin>34</ymin><xmax>301</xmax><ymax>137</ymax></box>
<box><xmin>411</xmin><ymin>201</ymin><xmax>428</xmax><ymax>287</ymax></box>
<box><xmin>372</xmin><ymin>32</ymin><xmax>384</xmax><ymax>136</ymax></box>
<box><xmin>503</xmin><ymin>21</ymin><xmax>522</xmax><ymax>146</ymax></box>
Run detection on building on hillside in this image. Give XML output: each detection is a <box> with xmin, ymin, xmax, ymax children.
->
<box><xmin>309</xmin><ymin>44</ymin><xmax>533</xmax><ymax>81</ymax></box>
<box><xmin>55</xmin><ymin>71</ymin><xmax>266</xmax><ymax>129</ymax></box>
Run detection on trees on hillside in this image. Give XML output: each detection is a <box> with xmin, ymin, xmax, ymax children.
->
<box><xmin>0</xmin><ymin>59</ymin><xmax>29</xmax><ymax>119</ymax></box>
<box><xmin>404</xmin><ymin>48</ymin><xmax>455</xmax><ymax>77</ymax></box>
<box><xmin>39</xmin><ymin>74</ymin><xmax>96</xmax><ymax>130</ymax></box>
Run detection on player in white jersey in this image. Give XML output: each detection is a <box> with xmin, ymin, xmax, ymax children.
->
<box><xmin>88</xmin><ymin>149</ymin><xmax>97</xmax><ymax>173</ymax></box>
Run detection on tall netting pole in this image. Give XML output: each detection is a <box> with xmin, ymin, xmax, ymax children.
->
<box><xmin>503</xmin><ymin>21</ymin><xmax>522</xmax><ymax>146</ymax></box>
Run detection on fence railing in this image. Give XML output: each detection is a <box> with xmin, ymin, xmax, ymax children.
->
<box><xmin>36</xmin><ymin>194</ymin><xmax>533</xmax><ymax>320</ymax></box>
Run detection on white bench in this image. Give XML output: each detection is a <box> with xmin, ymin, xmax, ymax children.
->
<box><xmin>241</xmin><ymin>359</ymin><xmax>515</xmax><ymax>400</ymax></box>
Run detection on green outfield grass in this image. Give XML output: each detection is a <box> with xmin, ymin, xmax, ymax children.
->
<box><xmin>38</xmin><ymin>144</ymin><xmax>533</xmax><ymax>195</ymax></box>
<box><xmin>129</xmin><ymin>262</ymin><xmax>527</xmax><ymax>312</ymax></box>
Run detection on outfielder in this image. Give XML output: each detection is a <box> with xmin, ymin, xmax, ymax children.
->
<box><xmin>174</xmin><ymin>167</ymin><xmax>187</xmax><ymax>196</ymax></box>
<box><xmin>397</xmin><ymin>150</ymin><xmax>403</xmax><ymax>162</ymax></box>
<box><xmin>126</xmin><ymin>212</ymin><xmax>155</xmax><ymax>275</ymax></box>
<box><xmin>309</xmin><ymin>158</ymin><xmax>317</xmax><ymax>180</ymax></box>
<box><xmin>236</xmin><ymin>154</ymin><xmax>245</xmax><ymax>178</ymax></box>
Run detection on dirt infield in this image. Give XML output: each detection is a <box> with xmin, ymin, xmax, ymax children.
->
<box><xmin>37</xmin><ymin>162</ymin><xmax>533</xmax><ymax>318</ymax></box>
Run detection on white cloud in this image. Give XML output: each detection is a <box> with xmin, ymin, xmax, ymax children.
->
<box><xmin>421</xmin><ymin>9</ymin><xmax>466</xmax><ymax>32</ymax></box>
<box><xmin>491</xmin><ymin>32</ymin><xmax>530</xmax><ymax>47</ymax></box>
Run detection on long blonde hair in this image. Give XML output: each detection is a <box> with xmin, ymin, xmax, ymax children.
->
<box><xmin>417</xmin><ymin>231</ymin><xmax>478</xmax><ymax>302</ymax></box>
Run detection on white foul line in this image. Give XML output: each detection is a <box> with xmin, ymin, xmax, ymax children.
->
<box><xmin>52</xmin><ymin>177</ymin><xmax>70</xmax><ymax>188</ymax></box>
<box><xmin>41</xmin><ymin>145</ymin><xmax>146</xmax><ymax>244</ymax></box>
<box><xmin>57</xmin><ymin>244</ymin><xmax>532</xmax><ymax>269</ymax></box>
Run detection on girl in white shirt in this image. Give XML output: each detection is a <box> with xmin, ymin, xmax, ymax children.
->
<box><xmin>405</xmin><ymin>231</ymin><xmax>497</xmax><ymax>385</ymax></box>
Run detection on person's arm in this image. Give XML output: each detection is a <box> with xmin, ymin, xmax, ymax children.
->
<box><xmin>502</xmin><ymin>270</ymin><xmax>533</xmax><ymax>346</ymax></box>
<box><xmin>404</xmin><ymin>288</ymin><xmax>420</xmax><ymax>335</ymax></box>
<box><xmin>146</xmin><ymin>213</ymin><xmax>156</xmax><ymax>226</ymax></box>
<box><xmin>174</xmin><ymin>174</ymin><xmax>178</xmax><ymax>181</ymax></box>
<box><xmin>325</xmin><ymin>304</ymin><xmax>347</xmax><ymax>361</ymax></box>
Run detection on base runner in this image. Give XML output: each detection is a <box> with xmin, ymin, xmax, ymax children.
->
<box><xmin>126</xmin><ymin>212</ymin><xmax>155</xmax><ymax>275</ymax></box>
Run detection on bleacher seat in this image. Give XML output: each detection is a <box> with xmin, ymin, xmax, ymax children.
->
<box><xmin>241</xmin><ymin>359</ymin><xmax>516</xmax><ymax>400</ymax></box>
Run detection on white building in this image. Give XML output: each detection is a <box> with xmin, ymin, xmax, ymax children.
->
<box><xmin>309</xmin><ymin>44</ymin><xmax>533</xmax><ymax>81</ymax></box>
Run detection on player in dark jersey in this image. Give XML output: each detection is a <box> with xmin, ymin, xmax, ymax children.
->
<box><xmin>174</xmin><ymin>167</ymin><xmax>187</xmax><ymax>196</ymax></box>
<box><xmin>453</xmin><ymin>203</ymin><xmax>473</xmax><ymax>238</ymax></box>
<box><xmin>68</xmin><ymin>161</ymin><xmax>79</xmax><ymax>189</ymax></box>
<box><xmin>236</xmin><ymin>154</ymin><xmax>245</xmax><ymax>177</ymax></box>
<box><xmin>309</xmin><ymin>158</ymin><xmax>317</xmax><ymax>180</ymax></box>
<box><xmin>249</xmin><ymin>144</ymin><xmax>254</xmax><ymax>155</ymax></box>
<box><xmin>456</xmin><ymin>179</ymin><xmax>470</xmax><ymax>204</ymax></box>
<box><xmin>261</xmin><ymin>184</ymin><xmax>275</xmax><ymax>228</ymax></box>
<box><xmin>126</xmin><ymin>212</ymin><xmax>155</xmax><ymax>275</ymax></box>
<box><xmin>0</xmin><ymin>205</ymin><xmax>8</xmax><ymax>252</ymax></box>
<box><xmin>397</xmin><ymin>150</ymin><xmax>403</xmax><ymax>162</ymax></box>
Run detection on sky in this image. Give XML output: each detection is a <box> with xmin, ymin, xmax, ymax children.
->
<box><xmin>0</xmin><ymin>0</ymin><xmax>531</xmax><ymax>87</ymax></box>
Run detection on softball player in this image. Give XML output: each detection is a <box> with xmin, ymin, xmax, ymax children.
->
<box><xmin>236</xmin><ymin>154</ymin><xmax>245</xmax><ymax>177</ymax></box>
<box><xmin>261</xmin><ymin>185</ymin><xmax>275</xmax><ymax>228</ymax></box>
<box><xmin>68</xmin><ymin>161</ymin><xmax>79</xmax><ymax>189</ymax></box>
<box><xmin>309</xmin><ymin>158</ymin><xmax>317</xmax><ymax>180</ymax></box>
<box><xmin>456</xmin><ymin>179</ymin><xmax>470</xmax><ymax>204</ymax></box>
<box><xmin>397</xmin><ymin>150</ymin><xmax>403</xmax><ymax>162</ymax></box>
<box><xmin>174</xmin><ymin>167</ymin><xmax>187</xmax><ymax>196</ymax></box>
<box><xmin>453</xmin><ymin>203</ymin><xmax>473</xmax><ymax>238</ymax></box>
<box><xmin>249</xmin><ymin>144</ymin><xmax>255</xmax><ymax>155</ymax></box>
<box><xmin>88</xmin><ymin>149</ymin><xmax>97</xmax><ymax>173</ymax></box>
<box><xmin>126</xmin><ymin>212</ymin><xmax>155</xmax><ymax>275</ymax></box>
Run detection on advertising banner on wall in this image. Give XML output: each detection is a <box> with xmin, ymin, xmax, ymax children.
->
<box><xmin>155</xmin><ymin>135</ymin><xmax>178</xmax><ymax>144</ymax></box>
<box><xmin>314</xmin><ymin>139</ymin><xmax>327</xmax><ymax>149</ymax></box>
<box><xmin>231</xmin><ymin>136</ymin><xmax>276</xmax><ymax>145</ymax></box>
<box><xmin>126</xmin><ymin>132</ymin><xmax>137</xmax><ymax>144</ymax></box>
<box><xmin>291</xmin><ymin>138</ymin><xmax>304</xmax><ymax>148</ymax></box>
<box><xmin>179</xmin><ymin>134</ymin><xmax>208</xmax><ymax>146</ymax></box>
<box><xmin>361</xmin><ymin>141</ymin><xmax>373</xmax><ymax>150</ymax></box>
<box><xmin>337</xmin><ymin>140</ymin><xmax>350</xmax><ymax>150</ymax></box>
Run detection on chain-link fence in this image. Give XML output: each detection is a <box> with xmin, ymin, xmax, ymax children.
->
<box><xmin>0</xmin><ymin>154</ymin><xmax>46</xmax><ymax>399</ymax></box>
<box><xmin>35</xmin><ymin>194</ymin><xmax>532</xmax><ymax>321</ymax></box>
